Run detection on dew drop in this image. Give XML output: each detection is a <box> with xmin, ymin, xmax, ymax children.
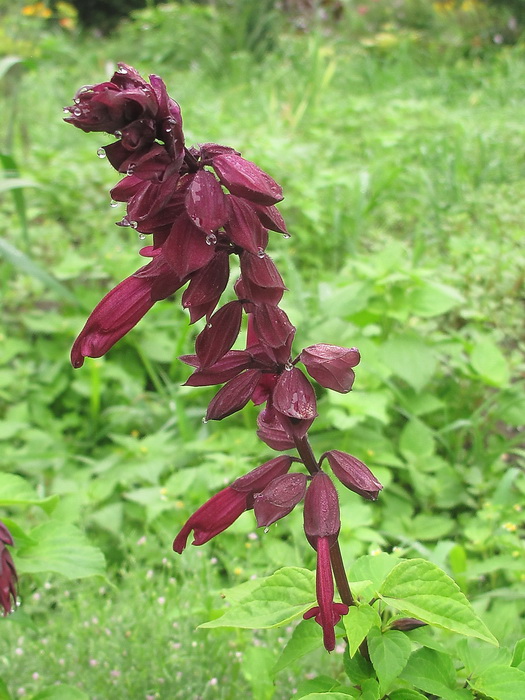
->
<box><xmin>73</xmin><ymin>108</ymin><xmax>81</xmax><ymax>117</ymax></box>
<box><xmin>109</xmin><ymin>200</ymin><xmax>118</xmax><ymax>208</ymax></box>
<box><xmin>205</xmin><ymin>233</ymin><xmax>217</xmax><ymax>246</ymax></box>
<box><xmin>202</xmin><ymin>417</ymin><xmax>208</xmax><ymax>424</ymax></box>
<box><xmin>282</xmin><ymin>232</ymin><xmax>291</xmax><ymax>239</ymax></box>
<box><xmin>264</xmin><ymin>527</ymin><xmax>270</xmax><ymax>534</ymax></box>
<box><xmin>206</xmin><ymin>322</ymin><xmax>213</xmax><ymax>329</ymax></box>
<box><xmin>73</xmin><ymin>98</ymin><xmax>80</xmax><ymax>105</ymax></box>
<box><xmin>165</xmin><ymin>127</ymin><xmax>172</xmax><ymax>133</ymax></box>
<box><xmin>62</xmin><ymin>107</ymin><xmax>71</xmax><ymax>114</ymax></box>
<box><xmin>138</xmin><ymin>232</ymin><xmax>146</xmax><ymax>240</ymax></box>
<box><xmin>117</xmin><ymin>66</ymin><xmax>128</xmax><ymax>74</ymax></box>
<box><xmin>126</xmin><ymin>164</ymin><xmax>136</xmax><ymax>176</ymax></box>
<box><xmin>285</xmin><ymin>362</ymin><xmax>293</xmax><ymax>371</ymax></box>
<box><xmin>119</xmin><ymin>217</ymin><xmax>131</xmax><ymax>227</ymax></box>
<box><xmin>129</xmin><ymin>220</ymin><xmax>138</xmax><ymax>229</ymax></box>
<box><xmin>114</xmin><ymin>130</ymin><xmax>122</xmax><ymax>138</ymax></box>
<box><xmin>257</xmin><ymin>248</ymin><xmax>266</xmax><ymax>258</ymax></box>
<box><xmin>96</xmin><ymin>147</ymin><xmax>106</xmax><ymax>158</ymax></box>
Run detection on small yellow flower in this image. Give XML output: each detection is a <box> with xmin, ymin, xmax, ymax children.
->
<box><xmin>233</xmin><ymin>567</ymin><xmax>243</xmax><ymax>575</ymax></box>
<box><xmin>502</xmin><ymin>522</ymin><xmax>517</xmax><ymax>533</ymax></box>
<box><xmin>22</xmin><ymin>2</ymin><xmax>52</xmax><ymax>18</ymax></box>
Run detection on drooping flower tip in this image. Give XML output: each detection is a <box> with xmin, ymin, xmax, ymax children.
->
<box><xmin>303</xmin><ymin>472</ymin><xmax>340</xmax><ymax>549</ymax></box>
<box><xmin>0</xmin><ymin>522</ymin><xmax>18</xmax><ymax>617</ymax></box>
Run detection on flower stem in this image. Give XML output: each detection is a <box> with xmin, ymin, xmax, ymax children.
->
<box><xmin>293</xmin><ymin>433</ymin><xmax>354</xmax><ymax>607</ymax></box>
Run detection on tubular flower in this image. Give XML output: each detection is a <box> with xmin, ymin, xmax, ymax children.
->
<box><xmin>302</xmin><ymin>473</ymin><xmax>348</xmax><ymax>651</ymax></box>
<box><xmin>173</xmin><ymin>456</ymin><xmax>293</xmax><ymax>553</ymax></box>
<box><xmin>0</xmin><ymin>522</ymin><xmax>18</xmax><ymax>616</ymax></box>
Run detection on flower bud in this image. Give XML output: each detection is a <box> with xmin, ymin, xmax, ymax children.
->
<box><xmin>303</xmin><ymin>472</ymin><xmax>340</xmax><ymax>549</ymax></box>
<box><xmin>390</xmin><ymin>618</ymin><xmax>427</xmax><ymax>631</ymax></box>
<box><xmin>254</xmin><ymin>473</ymin><xmax>307</xmax><ymax>527</ymax></box>
<box><xmin>300</xmin><ymin>344</ymin><xmax>360</xmax><ymax>394</ymax></box>
<box><xmin>206</xmin><ymin>369</ymin><xmax>263</xmax><ymax>420</ymax></box>
<box><xmin>212</xmin><ymin>153</ymin><xmax>283</xmax><ymax>205</ymax></box>
<box><xmin>273</xmin><ymin>368</ymin><xmax>317</xmax><ymax>421</ymax></box>
<box><xmin>321</xmin><ymin>450</ymin><xmax>382</xmax><ymax>501</ymax></box>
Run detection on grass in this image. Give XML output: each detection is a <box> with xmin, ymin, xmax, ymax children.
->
<box><xmin>0</xmin><ymin>2</ymin><xmax>524</xmax><ymax>698</ymax></box>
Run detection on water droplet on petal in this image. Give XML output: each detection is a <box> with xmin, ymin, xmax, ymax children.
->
<box><xmin>114</xmin><ymin>130</ymin><xmax>122</xmax><ymax>138</ymax></box>
<box><xmin>73</xmin><ymin>108</ymin><xmax>81</xmax><ymax>117</ymax></box>
<box><xmin>119</xmin><ymin>217</ymin><xmax>131</xmax><ymax>227</ymax></box>
<box><xmin>138</xmin><ymin>233</ymin><xmax>146</xmax><ymax>240</ymax></box>
<box><xmin>282</xmin><ymin>232</ymin><xmax>291</xmax><ymax>239</ymax></box>
<box><xmin>97</xmin><ymin>147</ymin><xmax>106</xmax><ymax>158</ymax></box>
<box><xmin>73</xmin><ymin>98</ymin><xmax>80</xmax><ymax>105</ymax></box>
<box><xmin>206</xmin><ymin>323</ymin><xmax>212</xmax><ymax>329</ymax></box>
<box><xmin>264</xmin><ymin>527</ymin><xmax>270</xmax><ymax>534</ymax></box>
<box><xmin>257</xmin><ymin>248</ymin><xmax>266</xmax><ymax>258</ymax></box>
<box><xmin>126</xmin><ymin>164</ymin><xmax>136</xmax><ymax>176</ymax></box>
<box><xmin>117</xmin><ymin>66</ymin><xmax>128</xmax><ymax>74</ymax></box>
<box><xmin>129</xmin><ymin>220</ymin><xmax>138</xmax><ymax>229</ymax></box>
<box><xmin>110</xmin><ymin>200</ymin><xmax>118</xmax><ymax>208</ymax></box>
<box><xmin>202</xmin><ymin>417</ymin><xmax>208</xmax><ymax>424</ymax></box>
<box><xmin>205</xmin><ymin>233</ymin><xmax>217</xmax><ymax>246</ymax></box>
<box><xmin>165</xmin><ymin>127</ymin><xmax>172</xmax><ymax>133</ymax></box>
<box><xmin>285</xmin><ymin>362</ymin><xmax>293</xmax><ymax>371</ymax></box>
<box><xmin>62</xmin><ymin>107</ymin><xmax>71</xmax><ymax>114</ymax></box>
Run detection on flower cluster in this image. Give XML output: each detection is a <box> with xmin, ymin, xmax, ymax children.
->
<box><xmin>66</xmin><ymin>65</ymin><xmax>383</xmax><ymax>651</ymax></box>
<box><xmin>0</xmin><ymin>521</ymin><xmax>18</xmax><ymax>616</ymax></box>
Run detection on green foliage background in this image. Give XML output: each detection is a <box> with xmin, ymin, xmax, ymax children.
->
<box><xmin>0</xmin><ymin>1</ymin><xmax>524</xmax><ymax>698</ymax></box>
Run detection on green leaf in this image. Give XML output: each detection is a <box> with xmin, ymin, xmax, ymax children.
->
<box><xmin>379</xmin><ymin>558</ymin><xmax>498</xmax><ymax>645</ymax></box>
<box><xmin>343</xmin><ymin>643</ymin><xmax>375</xmax><ymax>685</ymax></box>
<box><xmin>512</xmin><ymin>639</ymin><xmax>525</xmax><ymax>668</ymax></box>
<box><xmin>342</xmin><ymin>604</ymin><xmax>381</xmax><ymax>657</ymax></box>
<box><xmin>389</xmin><ymin>691</ymin><xmax>427</xmax><ymax>700</ymax></box>
<box><xmin>408</xmin><ymin>280</ymin><xmax>463</xmax><ymax>317</ymax></box>
<box><xmin>0</xmin><ymin>178</ymin><xmax>39</xmax><ymax>193</ymax></box>
<box><xmin>299</xmin><ymin>694</ymin><xmax>357</xmax><ymax>700</ymax></box>
<box><xmin>399</xmin><ymin>419</ymin><xmax>435</xmax><ymax>459</ymax></box>
<box><xmin>0</xmin><ymin>677</ymin><xmax>12</xmax><ymax>700</ymax></box>
<box><xmin>401</xmin><ymin>648</ymin><xmax>471</xmax><ymax>700</ymax></box>
<box><xmin>360</xmin><ymin>679</ymin><xmax>381</xmax><ymax>700</ymax></box>
<box><xmin>368</xmin><ymin>627</ymin><xmax>412</xmax><ymax>694</ymax></box>
<box><xmin>199</xmin><ymin>567</ymin><xmax>315</xmax><ymax>629</ymax></box>
<box><xmin>347</xmin><ymin>553</ymin><xmax>399</xmax><ymax>598</ymax></box>
<box><xmin>471</xmin><ymin>338</ymin><xmax>510</xmax><ymax>387</ymax></box>
<box><xmin>293</xmin><ymin>676</ymin><xmax>357</xmax><ymax>699</ymax></box>
<box><xmin>241</xmin><ymin>647</ymin><xmax>276</xmax><ymax>700</ymax></box>
<box><xmin>380</xmin><ymin>334</ymin><xmax>436</xmax><ymax>392</ymax></box>
<box><xmin>16</xmin><ymin>521</ymin><xmax>106</xmax><ymax>579</ymax></box>
<box><xmin>30</xmin><ymin>686</ymin><xmax>89</xmax><ymax>700</ymax></box>
<box><xmin>0</xmin><ymin>238</ymin><xmax>81</xmax><ymax>307</ymax></box>
<box><xmin>274</xmin><ymin>619</ymin><xmax>323</xmax><ymax>672</ymax></box>
<box><xmin>0</xmin><ymin>473</ymin><xmax>58</xmax><ymax>512</ymax></box>
<box><xmin>469</xmin><ymin>665</ymin><xmax>525</xmax><ymax>700</ymax></box>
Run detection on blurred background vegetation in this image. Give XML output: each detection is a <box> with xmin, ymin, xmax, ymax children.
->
<box><xmin>0</xmin><ymin>1</ymin><xmax>524</xmax><ymax>698</ymax></box>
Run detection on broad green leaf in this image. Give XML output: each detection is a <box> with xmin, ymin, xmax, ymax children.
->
<box><xmin>512</xmin><ymin>639</ymin><xmax>525</xmax><ymax>668</ymax></box>
<box><xmin>293</xmin><ymin>676</ymin><xmax>356</xmax><ymax>699</ymax></box>
<box><xmin>274</xmin><ymin>619</ymin><xmax>323</xmax><ymax>672</ymax></box>
<box><xmin>379</xmin><ymin>558</ymin><xmax>498</xmax><ymax>645</ymax></box>
<box><xmin>16</xmin><ymin>521</ymin><xmax>106</xmax><ymax>579</ymax></box>
<box><xmin>360</xmin><ymin>679</ymin><xmax>381</xmax><ymax>700</ymax></box>
<box><xmin>343</xmin><ymin>645</ymin><xmax>375</xmax><ymax>685</ymax></box>
<box><xmin>399</xmin><ymin>419</ymin><xmax>435</xmax><ymax>459</ymax></box>
<box><xmin>408</xmin><ymin>281</ymin><xmax>463</xmax><ymax>317</ymax></box>
<box><xmin>0</xmin><ymin>473</ymin><xmax>57</xmax><ymax>512</ymax></box>
<box><xmin>299</xmin><ymin>694</ymin><xmax>357</xmax><ymax>700</ymax></box>
<box><xmin>456</xmin><ymin>638</ymin><xmax>511</xmax><ymax>676</ymax></box>
<box><xmin>471</xmin><ymin>338</ymin><xmax>510</xmax><ymax>387</ymax></box>
<box><xmin>368</xmin><ymin>627</ymin><xmax>412</xmax><ymax>694</ymax></box>
<box><xmin>401</xmin><ymin>648</ymin><xmax>471</xmax><ymax>700</ymax></box>
<box><xmin>380</xmin><ymin>334</ymin><xmax>436</xmax><ymax>392</ymax></box>
<box><xmin>30</xmin><ymin>686</ymin><xmax>89</xmax><ymax>700</ymax></box>
<box><xmin>347</xmin><ymin>553</ymin><xmax>399</xmax><ymax>598</ymax></box>
<box><xmin>389</xmin><ymin>691</ymin><xmax>427</xmax><ymax>700</ymax></box>
<box><xmin>199</xmin><ymin>567</ymin><xmax>315</xmax><ymax>629</ymax></box>
<box><xmin>469</xmin><ymin>665</ymin><xmax>525</xmax><ymax>700</ymax></box>
<box><xmin>342</xmin><ymin>604</ymin><xmax>381</xmax><ymax>657</ymax></box>
<box><xmin>0</xmin><ymin>677</ymin><xmax>11</xmax><ymax>700</ymax></box>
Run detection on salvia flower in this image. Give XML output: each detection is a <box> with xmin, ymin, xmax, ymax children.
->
<box><xmin>300</xmin><ymin>344</ymin><xmax>360</xmax><ymax>394</ymax></box>
<box><xmin>302</xmin><ymin>472</ymin><xmax>348</xmax><ymax>652</ymax></box>
<box><xmin>173</xmin><ymin>456</ymin><xmax>293</xmax><ymax>552</ymax></box>
<box><xmin>321</xmin><ymin>450</ymin><xmax>383</xmax><ymax>501</ymax></box>
<box><xmin>0</xmin><ymin>521</ymin><xmax>18</xmax><ymax>616</ymax></box>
